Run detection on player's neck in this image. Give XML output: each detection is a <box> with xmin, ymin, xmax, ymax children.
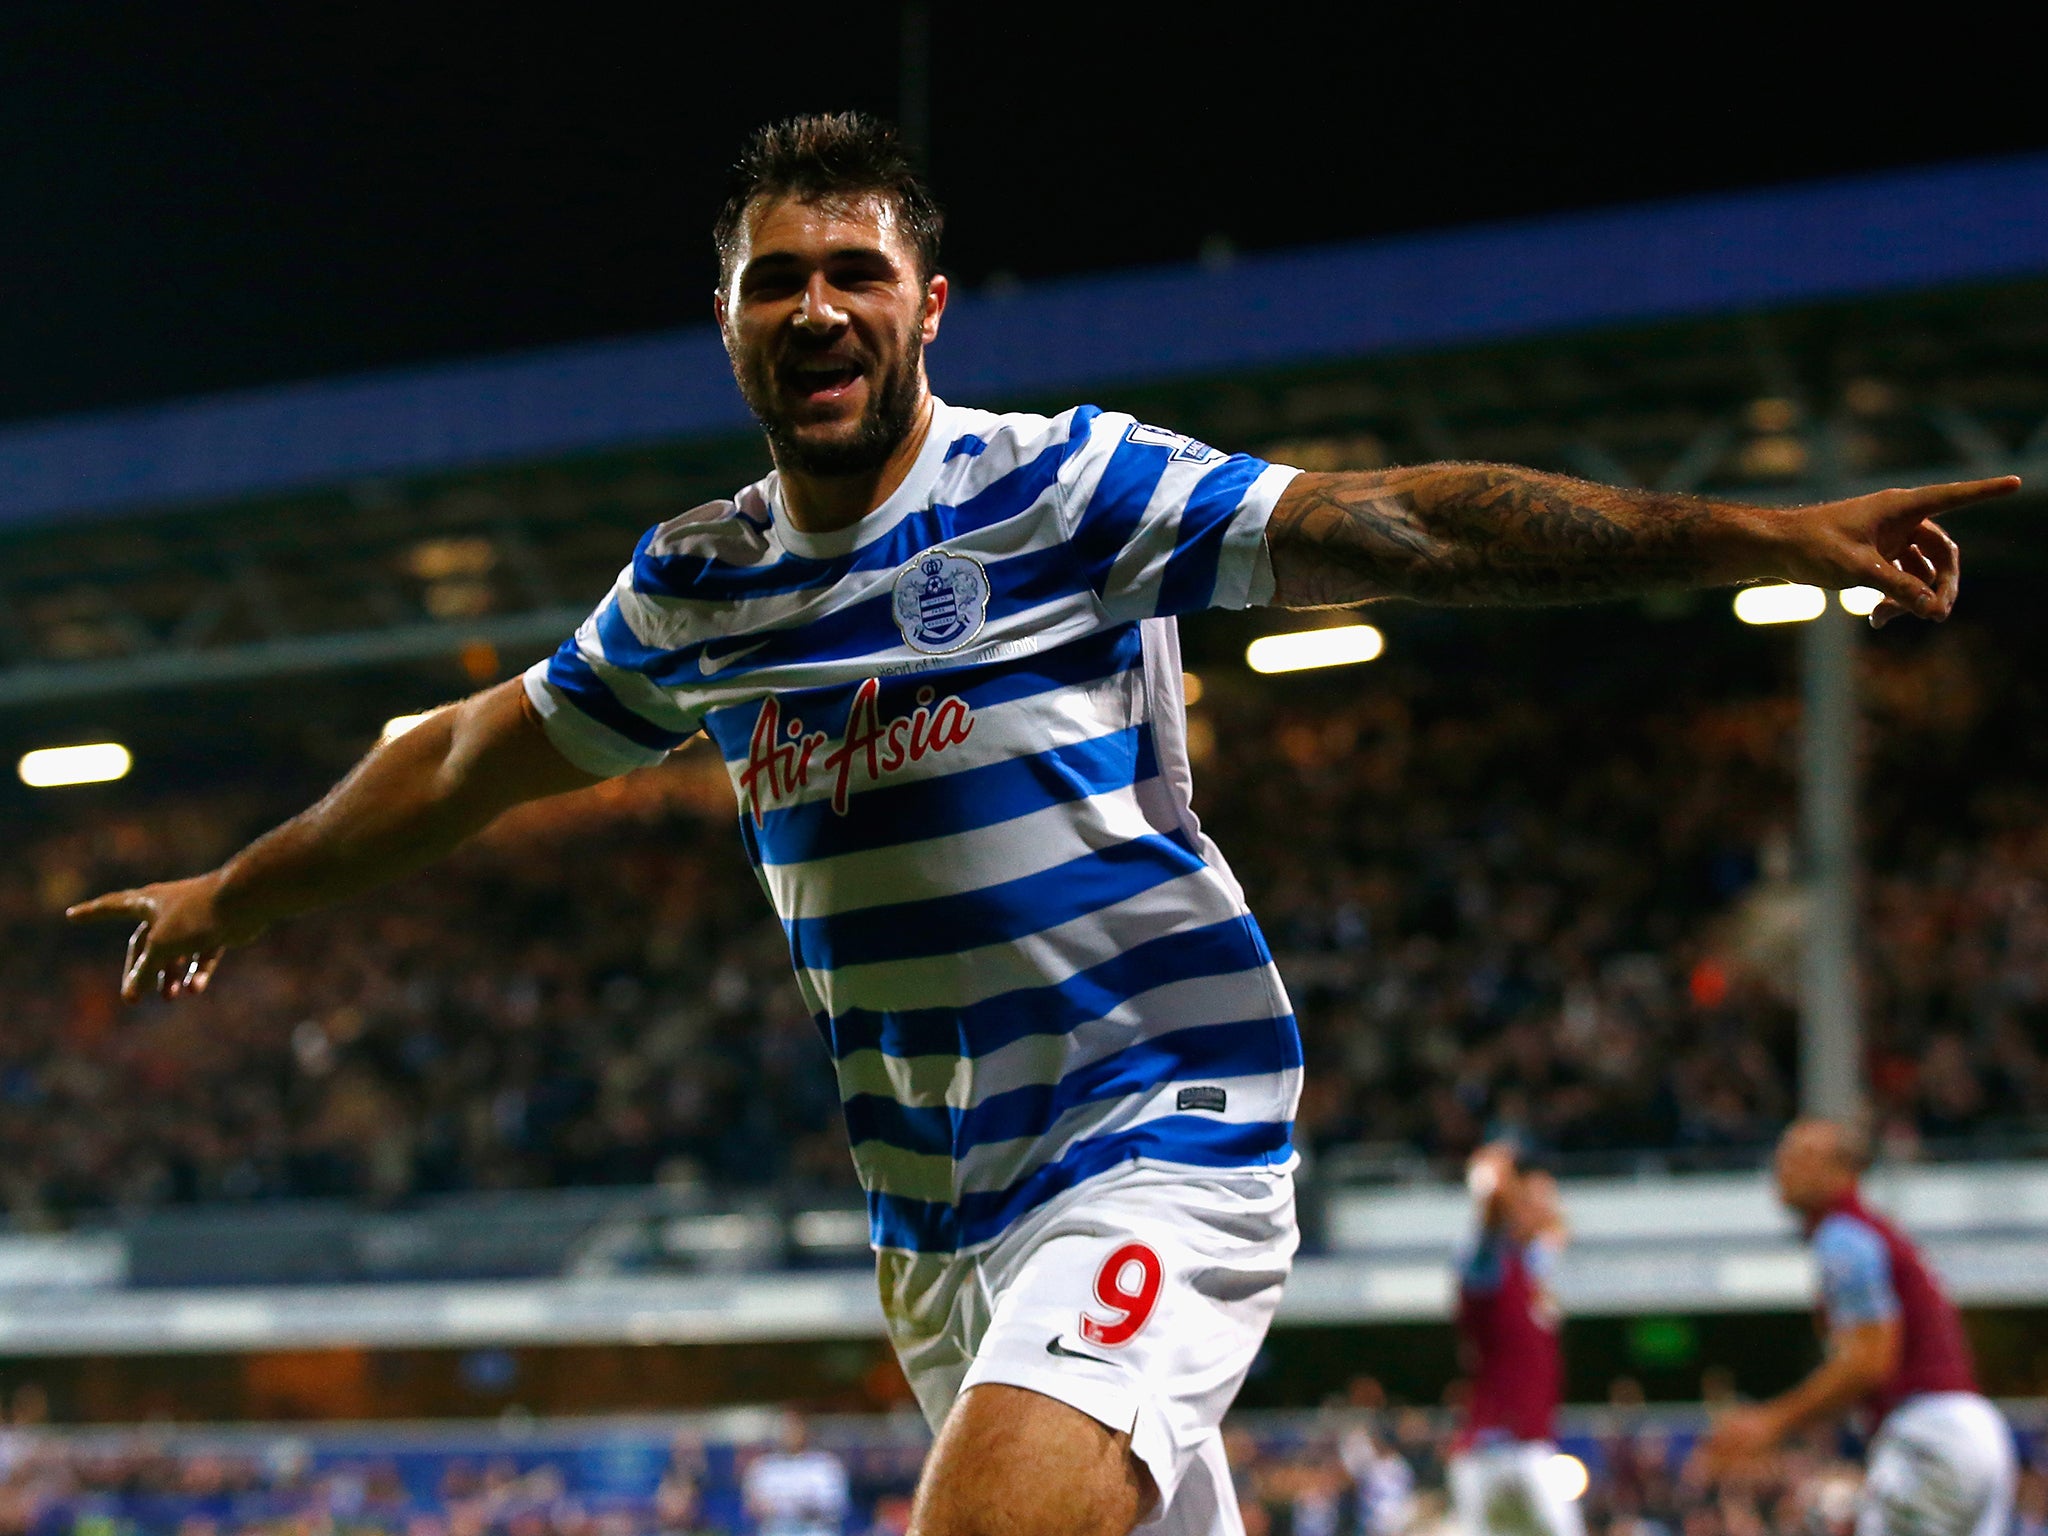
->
<box><xmin>775</xmin><ymin>393</ymin><xmax>937</xmax><ymax>536</ymax></box>
<box><xmin>1798</xmin><ymin>1182</ymin><xmax>1861</xmax><ymax>1231</ymax></box>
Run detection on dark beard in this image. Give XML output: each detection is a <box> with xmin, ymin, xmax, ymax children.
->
<box><xmin>739</xmin><ymin>338</ymin><xmax>925</xmax><ymax>478</ymax></box>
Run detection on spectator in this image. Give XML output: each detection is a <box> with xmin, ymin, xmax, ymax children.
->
<box><xmin>741</xmin><ymin>1413</ymin><xmax>848</xmax><ymax>1536</ymax></box>
<box><xmin>1340</xmin><ymin>1424</ymin><xmax>1415</xmax><ymax>1536</ymax></box>
<box><xmin>655</xmin><ymin>1444</ymin><xmax>716</xmax><ymax>1536</ymax></box>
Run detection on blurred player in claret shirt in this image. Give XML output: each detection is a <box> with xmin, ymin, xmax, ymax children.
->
<box><xmin>1449</xmin><ymin>1144</ymin><xmax>1580</xmax><ymax>1536</ymax></box>
<box><xmin>1696</xmin><ymin>1120</ymin><xmax>2015</xmax><ymax>1536</ymax></box>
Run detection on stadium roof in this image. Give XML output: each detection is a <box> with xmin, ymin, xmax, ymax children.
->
<box><xmin>4</xmin><ymin>152</ymin><xmax>2048</xmax><ymax>529</ymax></box>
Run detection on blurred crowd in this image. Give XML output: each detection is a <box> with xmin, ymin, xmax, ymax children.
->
<box><xmin>1207</xmin><ymin>619</ymin><xmax>2048</xmax><ymax>1175</ymax></box>
<box><xmin>4</xmin><ymin>618</ymin><xmax>2047</xmax><ymax>1218</ymax></box>
<box><xmin>0</xmin><ymin>1404</ymin><xmax>2041</xmax><ymax>1536</ymax></box>
<box><xmin>0</xmin><ymin>1411</ymin><xmax>913</xmax><ymax>1536</ymax></box>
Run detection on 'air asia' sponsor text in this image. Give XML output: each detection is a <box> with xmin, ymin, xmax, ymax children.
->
<box><xmin>739</xmin><ymin>677</ymin><xmax>974</xmax><ymax>823</ymax></box>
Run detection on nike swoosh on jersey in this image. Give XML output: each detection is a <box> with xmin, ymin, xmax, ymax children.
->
<box><xmin>699</xmin><ymin>637</ymin><xmax>772</xmax><ymax>676</ymax></box>
<box><xmin>1045</xmin><ymin>1336</ymin><xmax>1116</xmax><ymax>1366</ymax></box>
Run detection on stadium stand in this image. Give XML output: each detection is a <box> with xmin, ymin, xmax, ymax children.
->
<box><xmin>0</xmin><ymin>1405</ymin><xmax>2038</xmax><ymax>1536</ymax></box>
<box><xmin>5</xmin><ymin>587</ymin><xmax>2044</xmax><ymax>1224</ymax></box>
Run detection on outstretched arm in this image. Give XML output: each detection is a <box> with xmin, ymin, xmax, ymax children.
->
<box><xmin>66</xmin><ymin>677</ymin><xmax>601</xmax><ymax>1001</ymax></box>
<box><xmin>1264</xmin><ymin>464</ymin><xmax>2019</xmax><ymax>624</ymax></box>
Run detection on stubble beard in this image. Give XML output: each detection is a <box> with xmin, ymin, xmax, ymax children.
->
<box><xmin>739</xmin><ymin>327</ymin><xmax>926</xmax><ymax>478</ymax></box>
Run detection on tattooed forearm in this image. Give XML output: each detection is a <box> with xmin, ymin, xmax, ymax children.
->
<box><xmin>1264</xmin><ymin>465</ymin><xmax>1776</xmax><ymax>609</ymax></box>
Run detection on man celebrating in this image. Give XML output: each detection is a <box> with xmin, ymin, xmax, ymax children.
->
<box><xmin>1449</xmin><ymin>1145</ymin><xmax>1580</xmax><ymax>1536</ymax></box>
<box><xmin>71</xmin><ymin>113</ymin><xmax>2011</xmax><ymax>1536</ymax></box>
<box><xmin>1696</xmin><ymin>1120</ymin><xmax>2014</xmax><ymax>1536</ymax></box>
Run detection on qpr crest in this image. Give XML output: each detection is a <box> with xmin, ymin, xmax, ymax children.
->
<box><xmin>891</xmin><ymin>548</ymin><xmax>989</xmax><ymax>655</ymax></box>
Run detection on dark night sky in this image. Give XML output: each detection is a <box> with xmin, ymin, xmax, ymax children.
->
<box><xmin>1</xmin><ymin>4</ymin><xmax>2034</xmax><ymax>426</ymax></box>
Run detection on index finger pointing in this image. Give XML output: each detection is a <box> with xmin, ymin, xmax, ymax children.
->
<box><xmin>1885</xmin><ymin>475</ymin><xmax>2023</xmax><ymax>520</ymax></box>
<box><xmin>65</xmin><ymin>890</ymin><xmax>149</xmax><ymax>923</ymax></box>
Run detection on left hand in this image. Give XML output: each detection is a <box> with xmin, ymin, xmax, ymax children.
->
<box><xmin>1688</xmin><ymin>1405</ymin><xmax>1781</xmax><ymax>1479</ymax></box>
<box><xmin>1774</xmin><ymin>475</ymin><xmax>2018</xmax><ymax>628</ymax></box>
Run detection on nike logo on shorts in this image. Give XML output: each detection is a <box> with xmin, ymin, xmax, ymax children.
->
<box><xmin>1045</xmin><ymin>1336</ymin><xmax>1116</xmax><ymax>1366</ymax></box>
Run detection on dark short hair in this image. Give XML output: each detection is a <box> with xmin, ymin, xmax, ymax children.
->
<box><xmin>713</xmin><ymin>112</ymin><xmax>943</xmax><ymax>284</ymax></box>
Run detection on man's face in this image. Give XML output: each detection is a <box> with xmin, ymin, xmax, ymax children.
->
<box><xmin>717</xmin><ymin>191</ymin><xmax>946</xmax><ymax>477</ymax></box>
<box><xmin>1773</xmin><ymin>1125</ymin><xmax>1837</xmax><ymax>1213</ymax></box>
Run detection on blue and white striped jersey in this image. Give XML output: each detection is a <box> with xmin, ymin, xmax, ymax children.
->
<box><xmin>524</xmin><ymin>399</ymin><xmax>1304</xmax><ymax>1255</ymax></box>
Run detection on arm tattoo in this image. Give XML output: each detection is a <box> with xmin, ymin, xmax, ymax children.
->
<box><xmin>1265</xmin><ymin>464</ymin><xmax>1766</xmax><ymax>609</ymax></box>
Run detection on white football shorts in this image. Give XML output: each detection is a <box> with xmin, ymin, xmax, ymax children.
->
<box><xmin>876</xmin><ymin>1159</ymin><xmax>1298</xmax><ymax>1536</ymax></box>
<box><xmin>1858</xmin><ymin>1392</ymin><xmax>2015</xmax><ymax>1536</ymax></box>
<box><xmin>1449</xmin><ymin>1440</ymin><xmax>1587</xmax><ymax>1536</ymax></box>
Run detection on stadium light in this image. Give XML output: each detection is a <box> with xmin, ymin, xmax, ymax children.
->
<box><xmin>1245</xmin><ymin>624</ymin><xmax>1384</xmax><ymax>674</ymax></box>
<box><xmin>1733</xmin><ymin>584</ymin><xmax>1826</xmax><ymax>625</ymax></box>
<box><xmin>1838</xmin><ymin>586</ymin><xmax>1884</xmax><ymax>616</ymax></box>
<box><xmin>1545</xmin><ymin>1454</ymin><xmax>1590</xmax><ymax>1503</ymax></box>
<box><xmin>18</xmin><ymin>742</ymin><xmax>132</xmax><ymax>788</ymax></box>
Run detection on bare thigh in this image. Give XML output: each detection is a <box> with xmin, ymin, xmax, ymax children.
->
<box><xmin>909</xmin><ymin>1383</ymin><xmax>1158</xmax><ymax>1536</ymax></box>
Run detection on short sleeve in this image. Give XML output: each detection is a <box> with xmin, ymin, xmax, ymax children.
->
<box><xmin>523</xmin><ymin>542</ymin><xmax>708</xmax><ymax>779</ymax></box>
<box><xmin>1455</xmin><ymin>1234</ymin><xmax>1504</xmax><ymax>1293</ymax></box>
<box><xmin>1813</xmin><ymin>1214</ymin><xmax>1899</xmax><ymax>1328</ymax></box>
<box><xmin>1523</xmin><ymin>1235</ymin><xmax>1564</xmax><ymax>1287</ymax></box>
<box><xmin>1057</xmin><ymin>408</ymin><xmax>1298</xmax><ymax>620</ymax></box>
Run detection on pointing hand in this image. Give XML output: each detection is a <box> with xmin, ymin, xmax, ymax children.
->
<box><xmin>65</xmin><ymin>873</ymin><xmax>255</xmax><ymax>1003</ymax></box>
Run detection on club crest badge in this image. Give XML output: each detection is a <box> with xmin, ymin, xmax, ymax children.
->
<box><xmin>892</xmin><ymin>548</ymin><xmax>989</xmax><ymax>655</ymax></box>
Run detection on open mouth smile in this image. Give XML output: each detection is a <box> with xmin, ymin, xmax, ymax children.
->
<box><xmin>782</xmin><ymin>356</ymin><xmax>866</xmax><ymax>405</ymax></box>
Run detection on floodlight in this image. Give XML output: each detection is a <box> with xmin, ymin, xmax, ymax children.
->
<box><xmin>18</xmin><ymin>743</ymin><xmax>132</xmax><ymax>788</ymax></box>
<box><xmin>1245</xmin><ymin>624</ymin><xmax>1385</xmax><ymax>674</ymax></box>
<box><xmin>1545</xmin><ymin>1454</ymin><xmax>1590</xmax><ymax>1502</ymax></box>
<box><xmin>1732</xmin><ymin>584</ymin><xmax>1826</xmax><ymax>625</ymax></box>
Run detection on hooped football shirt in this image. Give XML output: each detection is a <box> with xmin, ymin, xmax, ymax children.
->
<box><xmin>525</xmin><ymin>399</ymin><xmax>1304</xmax><ymax>1255</ymax></box>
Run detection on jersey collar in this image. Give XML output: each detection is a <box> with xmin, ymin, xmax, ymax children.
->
<box><xmin>767</xmin><ymin>397</ymin><xmax>954</xmax><ymax>561</ymax></box>
<box><xmin>1806</xmin><ymin>1185</ymin><xmax>1868</xmax><ymax>1238</ymax></box>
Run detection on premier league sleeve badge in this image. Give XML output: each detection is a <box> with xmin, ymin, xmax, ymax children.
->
<box><xmin>892</xmin><ymin>549</ymin><xmax>990</xmax><ymax>655</ymax></box>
